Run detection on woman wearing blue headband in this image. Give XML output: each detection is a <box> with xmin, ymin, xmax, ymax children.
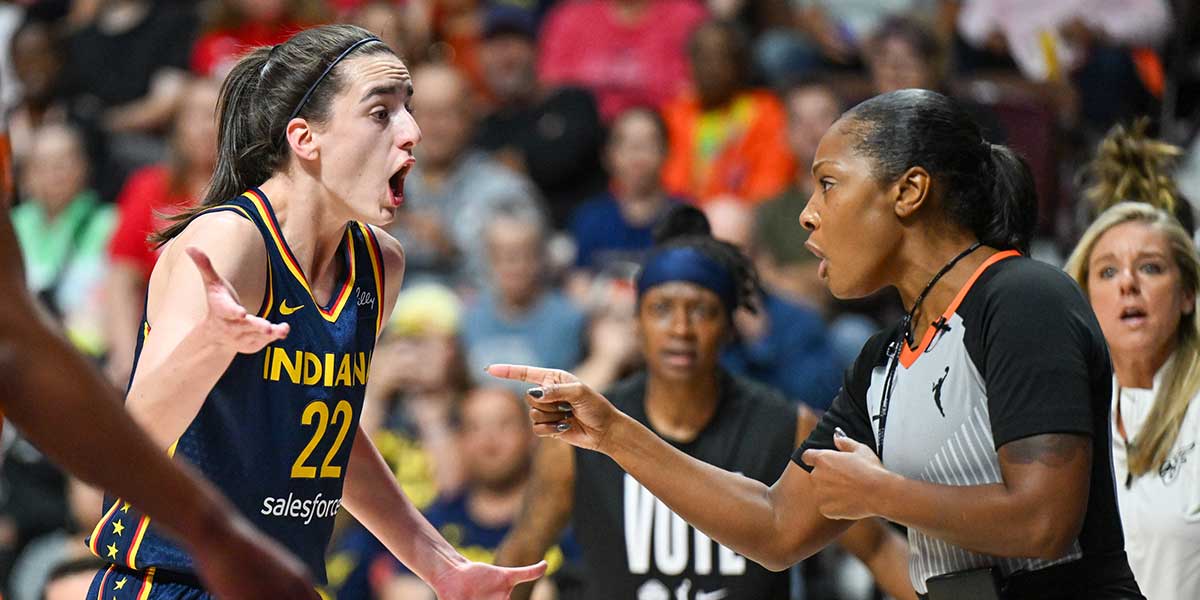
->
<box><xmin>491</xmin><ymin>89</ymin><xmax>1142</xmax><ymax>599</ymax></box>
<box><xmin>85</xmin><ymin>24</ymin><xmax>545</xmax><ymax>600</ymax></box>
<box><xmin>495</xmin><ymin>205</ymin><xmax>913</xmax><ymax>600</ymax></box>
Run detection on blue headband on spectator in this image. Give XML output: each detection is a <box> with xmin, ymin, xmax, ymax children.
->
<box><xmin>636</xmin><ymin>247</ymin><xmax>737</xmax><ymax>313</ymax></box>
<box><xmin>280</xmin><ymin>36</ymin><xmax>381</xmax><ymax>144</ymax></box>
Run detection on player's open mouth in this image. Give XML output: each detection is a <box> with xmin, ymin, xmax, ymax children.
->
<box><xmin>389</xmin><ymin>160</ymin><xmax>414</xmax><ymax>206</ymax></box>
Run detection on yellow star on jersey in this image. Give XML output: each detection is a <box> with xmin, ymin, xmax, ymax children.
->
<box><xmin>106</xmin><ymin>543</ymin><xmax>119</xmax><ymax>559</ymax></box>
<box><xmin>112</xmin><ymin>519</ymin><xmax>125</xmax><ymax>536</ymax></box>
<box><xmin>114</xmin><ymin>577</ymin><xmax>128</xmax><ymax>590</ymax></box>
<box><xmin>121</xmin><ymin>502</ymin><xmax>131</xmax><ymax>513</ymax></box>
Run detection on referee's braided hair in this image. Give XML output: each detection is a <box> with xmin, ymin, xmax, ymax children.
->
<box><xmin>649</xmin><ymin>205</ymin><xmax>764</xmax><ymax>315</ymax></box>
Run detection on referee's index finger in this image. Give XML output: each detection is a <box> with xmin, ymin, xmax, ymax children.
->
<box><xmin>486</xmin><ymin>364</ymin><xmax>557</xmax><ymax>383</ymax></box>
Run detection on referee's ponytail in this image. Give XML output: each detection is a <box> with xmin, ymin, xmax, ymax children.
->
<box><xmin>842</xmin><ymin>89</ymin><xmax>1037</xmax><ymax>253</ymax></box>
<box><xmin>154</xmin><ymin>25</ymin><xmax>395</xmax><ymax>244</ymax></box>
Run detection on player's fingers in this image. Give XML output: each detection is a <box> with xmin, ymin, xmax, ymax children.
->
<box><xmin>186</xmin><ymin>246</ymin><xmax>223</xmax><ymax>287</ymax></box>
<box><xmin>505</xmin><ymin>561</ymin><xmax>548</xmax><ymax>585</ymax></box>
<box><xmin>800</xmin><ymin>449</ymin><xmax>829</xmax><ymax>469</ymax></box>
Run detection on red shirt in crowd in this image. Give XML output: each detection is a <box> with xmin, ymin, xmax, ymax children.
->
<box><xmin>191</xmin><ymin>21</ymin><xmax>305</xmax><ymax>77</ymax></box>
<box><xmin>538</xmin><ymin>0</ymin><xmax>708</xmax><ymax>122</ymax></box>
<box><xmin>108</xmin><ymin>166</ymin><xmax>195</xmax><ymax>280</ymax></box>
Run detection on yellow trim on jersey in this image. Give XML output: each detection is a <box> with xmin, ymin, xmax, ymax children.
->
<box><xmin>192</xmin><ymin>202</ymin><xmax>273</xmax><ymax>318</ymax></box>
<box><xmin>89</xmin><ymin>499</ymin><xmax>123</xmax><ymax>558</ymax></box>
<box><xmin>359</xmin><ymin>223</ymin><xmax>385</xmax><ymax>338</ymax></box>
<box><xmin>126</xmin><ymin>514</ymin><xmax>151</xmax><ymax>569</ymax></box>
<box><xmin>166</xmin><ymin>439</ymin><xmax>178</xmax><ymax>458</ymax></box>
<box><xmin>242</xmin><ymin>191</ymin><xmax>356</xmax><ymax>322</ymax></box>
<box><xmin>135</xmin><ymin>567</ymin><xmax>156</xmax><ymax>600</ymax></box>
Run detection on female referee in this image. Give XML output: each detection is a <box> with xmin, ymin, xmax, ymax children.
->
<box><xmin>86</xmin><ymin>24</ymin><xmax>545</xmax><ymax>599</ymax></box>
<box><xmin>490</xmin><ymin>89</ymin><xmax>1143</xmax><ymax>599</ymax></box>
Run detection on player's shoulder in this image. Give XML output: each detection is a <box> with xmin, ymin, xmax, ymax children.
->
<box><xmin>153</xmin><ymin>208</ymin><xmax>268</xmax><ymax>288</ymax></box>
<box><xmin>362</xmin><ymin>223</ymin><xmax>405</xmax><ymax>280</ymax></box>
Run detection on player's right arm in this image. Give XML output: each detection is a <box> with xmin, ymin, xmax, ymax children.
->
<box><xmin>124</xmin><ymin>213</ymin><xmax>287</xmax><ymax>448</ymax></box>
<box><xmin>494</xmin><ymin>437</ymin><xmax>576</xmax><ymax>600</ymax></box>
<box><xmin>488</xmin><ymin>365</ymin><xmax>853</xmax><ymax>572</ymax></box>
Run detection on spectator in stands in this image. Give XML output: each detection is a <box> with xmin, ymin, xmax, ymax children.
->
<box><xmin>569</xmin><ymin>107</ymin><xmax>681</xmax><ymax>285</ymax></box>
<box><xmin>1065</xmin><ymin>202</ymin><xmax>1200</xmax><ymax>600</ymax></box>
<box><xmin>865</xmin><ymin>16</ymin><xmax>1006</xmax><ymax>143</ymax></box>
<box><xmin>704</xmin><ymin>199</ymin><xmax>843</xmax><ymax>408</ymax></box>
<box><xmin>11</xmin><ymin>123</ymin><xmax>113</xmax><ymax>357</ymax></box>
<box><xmin>60</xmin><ymin>0</ymin><xmax>198</xmax><ymax>195</ymax></box>
<box><xmin>537</xmin><ymin>0</ymin><xmax>708</xmax><ymax>122</ymax></box>
<box><xmin>8</xmin><ymin>17</ymin><xmax>68</xmax><ymax>166</ymax></box>
<box><xmin>371</xmin><ymin>387</ymin><xmax>565</xmax><ymax>600</ymax></box>
<box><xmin>348</xmin><ymin>0</ymin><xmax>411</xmax><ymax>64</ymax></box>
<box><xmin>476</xmin><ymin>4</ymin><xmax>606</xmax><ymax>226</ymax></box>
<box><xmin>461</xmin><ymin>201</ymin><xmax>587</xmax><ymax>384</ymax></box>
<box><xmin>661</xmin><ymin>20</ymin><xmax>794</xmax><ymax>206</ymax></box>
<box><xmin>41</xmin><ymin>557</ymin><xmax>109</xmax><ymax>600</ymax></box>
<box><xmin>754</xmin><ymin>80</ymin><xmax>840</xmax><ymax>301</ymax></box>
<box><xmin>789</xmin><ymin>0</ymin><xmax>946</xmax><ymax>68</ymax></box>
<box><xmin>103</xmin><ymin>76</ymin><xmax>219</xmax><ymax>384</ymax></box>
<box><xmin>955</xmin><ymin>0</ymin><xmax>1169</xmax><ymax>130</ymax></box>
<box><xmin>191</xmin><ymin>0</ymin><xmax>327</xmax><ymax>78</ymax></box>
<box><xmin>1078</xmin><ymin>118</ymin><xmax>1194</xmax><ymax>233</ymax></box>
<box><xmin>390</xmin><ymin>63</ymin><xmax>540</xmax><ymax>289</ymax></box>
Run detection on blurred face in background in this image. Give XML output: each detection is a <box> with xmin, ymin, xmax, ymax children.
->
<box><xmin>459</xmin><ymin>387</ymin><xmax>534</xmax><ymax>490</ymax></box>
<box><xmin>353</xmin><ymin>1</ymin><xmax>406</xmax><ymax>60</ymax></box>
<box><xmin>638</xmin><ymin>281</ymin><xmax>729</xmax><ymax>382</ymax></box>
<box><xmin>690</xmin><ymin>24</ymin><xmax>741</xmax><ymax>109</ymax></box>
<box><xmin>23</xmin><ymin>125</ymin><xmax>88</xmax><ymax>216</ymax></box>
<box><xmin>486</xmin><ymin>215</ymin><xmax>545</xmax><ymax>309</ymax></box>
<box><xmin>786</xmin><ymin>85</ymin><xmax>841</xmax><ymax>171</ymax></box>
<box><xmin>1086</xmin><ymin>221</ymin><xmax>1194</xmax><ymax>370</ymax></box>
<box><xmin>173</xmin><ymin>78</ymin><xmax>222</xmax><ymax>174</ymax></box>
<box><xmin>11</xmin><ymin>22</ymin><xmax>62</xmax><ymax>104</ymax></box>
<box><xmin>607</xmin><ymin>109</ymin><xmax>667</xmax><ymax>198</ymax></box>
<box><xmin>412</xmin><ymin>65</ymin><xmax>474</xmax><ymax>168</ymax></box>
<box><xmin>866</xmin><ymin>34</ymin><xmax>937</xmax><ymax>94</ymax></box>
<box><xmin>480</xmin><ymin>33</ymin><xmax>537</xmax><ymax>105</ymax></box>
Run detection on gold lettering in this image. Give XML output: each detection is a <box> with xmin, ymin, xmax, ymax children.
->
<box><xmin>270</xmin><ymin>348</ymin><xmax>302</xmax><ymax>384</ymax></box>
<box><xmin>323</xmin><ymin>354</ymin><xmax>335</xmax><ymax>387</ymax></box>
<box><xmin>303</xmin><ymin>352</ymin><xmax>321</xmax><ymax>385</ymax></box>
<box><xmin>335</xmin><ymin>354</ymin><xmax>352</xmax><ymax>387</ymax></box>
<box><xmin>353</xmin><ymin>352</ymin><xmax>367</xmax><ymax>385</ymax></box>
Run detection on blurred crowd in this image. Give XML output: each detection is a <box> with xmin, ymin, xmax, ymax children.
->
<box><xmin>1</xmin><ymin>0</ymin><xmax>1199</xmax><ymax>599</ymax></box>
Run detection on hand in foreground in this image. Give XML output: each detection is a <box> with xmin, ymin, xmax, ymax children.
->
<box><xmin>485</xmin><ymin>364</ymin><xmax>620</xmax><ymax>452</ymax></box>
<box><xmin>801</xmin><ymin>429</ymin><xmax>890</xmax><ymax>521</ymax></box>
<box><xmin>187</xmin><ymin>246</ymin><xmax>289</xmax><ymax>353</ymax></box>
<box><xmin>430</xmin><ymin>559</ymin><xmax>548</xmax><ymax>600</ymax></box>
<box><xmin>191</xmin><ymin>513</ymin><xmax>319</xmax><ymax>600</ymax></box>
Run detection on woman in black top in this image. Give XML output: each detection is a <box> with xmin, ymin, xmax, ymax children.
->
<box><xmin>489</xmin><ymin>89</ymin><xmax>1143</xmax><ymax>599</ymax></box>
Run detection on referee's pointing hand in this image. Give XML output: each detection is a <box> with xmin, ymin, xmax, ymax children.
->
<box><xmin>802</xmin><ymin>430</ymin><xmax>891</xmax><ymax>521</ymax></box>
<box><xmin>485</xmin><ymin>364</ymin><xmax>619</xmax><ymax>453</ymax></box>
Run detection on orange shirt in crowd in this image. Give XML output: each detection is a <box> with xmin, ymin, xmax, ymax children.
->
<box><xmin>661</xmin><ymin>89</ymin><xmax>795</xmax><ymax>205</ymax></box>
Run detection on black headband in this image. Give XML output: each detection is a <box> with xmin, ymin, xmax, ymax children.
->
<box><xmin>279</xmin><ymin>36</ymin><xmax>381</xmax><ymax>145</ymax></box>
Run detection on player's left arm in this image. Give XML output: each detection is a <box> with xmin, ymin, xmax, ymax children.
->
<box><xmin>342</xmin><ymin>228</ymin><xmax>546</xmax><ymax>599</ymax></box>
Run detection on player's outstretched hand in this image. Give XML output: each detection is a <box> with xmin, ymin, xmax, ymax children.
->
<box><xmin>485</xmin><ymin>364</ymin><xmax>621</xmax><ymax>453</ymax></box>
<box><xmin>191</xmin><ymin>512</ymin><xmax>319</xmax><ymax>600</ymax></box>
<box><xmin>430</xmin><ymin>559</ymin><xmax>547</xmax><ymax>600</ymax></box>
<box><xmin>187</xmin><ymin>246</ymin><xmax>289</xmax><ymax>354</ymax></box>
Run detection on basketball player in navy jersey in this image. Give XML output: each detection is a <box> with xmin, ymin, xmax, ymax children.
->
<box><xmin>0</xmin><ymin>114</ymin><xmax>318</xmax><ymax>597</ymax></box>
<box><xmin>84</xmin><ymin>25</ymin><xmax>545</xmax><ymax>599</ymax></box>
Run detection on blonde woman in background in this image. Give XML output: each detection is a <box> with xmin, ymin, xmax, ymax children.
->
<box><xmin>1066</xmin><ymin>202</ymin><xmax>1200</xmax><ymax>600</ymax></box>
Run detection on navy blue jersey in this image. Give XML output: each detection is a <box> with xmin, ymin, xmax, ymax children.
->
<box><xmin>88</xmin><ymin>189</ymin><xmax>386</xmax><ymax>583</ymax></box>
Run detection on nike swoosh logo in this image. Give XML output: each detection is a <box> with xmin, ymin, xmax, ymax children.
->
<box><xmin>696</xmin><ymin>590</ymin><xmax>728</xmax><ymax>600</ymax></box>
<box><xmin>279</xmin><ymin>300</ymin><xmax>304</xmax><ymax>315</ymax></box>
